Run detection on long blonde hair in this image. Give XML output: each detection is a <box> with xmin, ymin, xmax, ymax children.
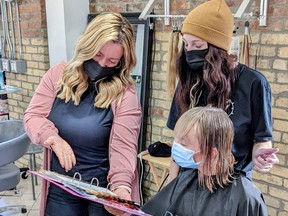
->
<box><xmin>174</xmin><ymin>106</ymin><xmax>235</xmax><ymax>192</ymax></box>
<box><xmin>57</xmin><ymin>12</ymin><xmax>137</xmax><ymax>108</ymax></box>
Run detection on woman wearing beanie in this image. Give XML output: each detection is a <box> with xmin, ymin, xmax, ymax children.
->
<box><xmin>167</xmin><ymin>0</ymin><xmax>279</xmax><ymax>183</ymax></box>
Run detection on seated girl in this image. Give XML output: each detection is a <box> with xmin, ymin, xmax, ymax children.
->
<box><xmin>141</xmin><ymin>106</ymin><xmax>268</xmax><ymax>216</ymax></box>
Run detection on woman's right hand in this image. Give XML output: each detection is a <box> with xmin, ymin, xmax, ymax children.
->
<box><xmin>44</xmin><ymin>136</ymin><xmax>76</xmax><ymax>172</ymax></box>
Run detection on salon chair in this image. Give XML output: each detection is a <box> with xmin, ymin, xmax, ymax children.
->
<box><xmin>0</xmin><ymin>120</ymin><xmax>30</xmax><ymax>214</ymax></box>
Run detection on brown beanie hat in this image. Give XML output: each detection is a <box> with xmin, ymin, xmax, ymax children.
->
<box><xmin>182</xmin><ymin>0</ymin><xmax>234</xmax><ymax>51</ymax></box>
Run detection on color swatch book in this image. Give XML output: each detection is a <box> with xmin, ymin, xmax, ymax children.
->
<box><xmin>29</xmin><ymin>169</ymin><xmax>151</xmax><ymax>216</ymax></box>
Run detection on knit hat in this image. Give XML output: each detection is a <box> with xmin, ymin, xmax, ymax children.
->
<box><xmin>182</xmin><ymin>0</ymin><xmax>234</xmax><ymax>51</ymax></box>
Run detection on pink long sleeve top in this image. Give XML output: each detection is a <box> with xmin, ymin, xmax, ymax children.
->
<box><xmin>23</xmin><ymin>62</ymin><xmax>142</xmax><ymax>215</ymax></box>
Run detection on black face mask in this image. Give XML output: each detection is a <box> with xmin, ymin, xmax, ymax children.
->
<box><xmin>185</xmin><ymin>49</ymin><xmax>208</xmax><ymax>71</ymax></box>
<box><xmin>83</xmin><ymin>59</ymin><xmax>116</xmax><ymax>81</ymax></box>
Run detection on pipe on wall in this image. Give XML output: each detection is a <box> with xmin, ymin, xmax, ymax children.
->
<box><xmin>259</xmin><ymin>0</ymin><xmax>268</xmax><ymax>26</ymax></box>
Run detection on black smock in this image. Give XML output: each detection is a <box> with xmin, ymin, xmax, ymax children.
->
<box><xmin>141</xmin><ymin>170</ymin><xmax>268</xmax><ymax>216</ymax></box>
<box><xmin>45</xmin><ymin>82</ymin><xmax>113</xmax><ymax>215</ymax></box>
<box><xmin>167</xmin><ymin>64</ymin><xmax>273</xmax><ymax>178</ymax></box>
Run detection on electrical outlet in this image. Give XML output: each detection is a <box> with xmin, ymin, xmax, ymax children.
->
<box><xmin>2</xmin><ymin>59</ymin><xmax>10</xmax><ymax>71</ymax></box>
<box><xmin>10</xmin><ymin>59</ymin><xmax>27</xmax><ymax>73</ymax></box>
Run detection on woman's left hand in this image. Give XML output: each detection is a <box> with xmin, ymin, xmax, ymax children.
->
<box><xmin>104</xmin><ymin>187</ymin><xmax>131</xmax><ymax>215</ymax></box>
<box><xmin>253</xmin><ymin>144</ymin><xmax>279</xmax><ymax>172</ymax></box>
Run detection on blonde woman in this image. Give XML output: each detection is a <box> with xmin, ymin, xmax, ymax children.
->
<box><xmin>24</xmin><ymin>12</ymin><xmax>141</xmax><ymax>216</ymax></box>
<box><xmin>142</xmin><ymin>107</ymin><xmax>267</xmax><ymax>215</ymax></box>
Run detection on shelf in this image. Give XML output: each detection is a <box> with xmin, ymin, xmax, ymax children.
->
<box><xmin>138</xmin><ymin>152</ymin><xmax>171</xmax><ymax>190</ymax></box>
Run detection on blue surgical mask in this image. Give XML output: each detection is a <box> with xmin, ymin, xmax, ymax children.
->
<box><xmin>171</xmin><ymin>141</ymin><xmax>201</xmax><ymax>169</ymax></box>
<box><xmin>83</xmin><ymin>59</ymin><xmax>116</xmax><ymax>81</ymax></box>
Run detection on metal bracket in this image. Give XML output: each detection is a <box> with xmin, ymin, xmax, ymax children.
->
<box><xmin>234</xmin><ymin>0</ymin><xmax>254</xmax><ymax>18</ymax></box>
<box><xmin>140</xmin><ymin>0</ymin><xmax>268</xmax><ymax>27</ymax></box>
<box><xmin>139</xmin><ymin>0</ymin><xmax>157</xmax><ymax>20</ymax></box>
<box><xmin>139</xmin><ymin>0</ymin><xmax>171</xmax><ymax>26</ymax></box>
<box><xmin>234</xmin><ymin>0</ymin><xmax>268</xmax><ymax>27</ymax></box>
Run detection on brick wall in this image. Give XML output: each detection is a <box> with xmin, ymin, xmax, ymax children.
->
<box><xmin>5</xmin><ymin>0</ymin><xmax>49</xmax><ymax>120</ymax></box>
<box><xmin>6</xmin><ymin>0</ymin><xmax>288</xmax><ymax>215</ymax></box>
<box><xmin>3</xmin><ymin>0</ymin><xmax>48</xmax><ymax>177</ymax></box>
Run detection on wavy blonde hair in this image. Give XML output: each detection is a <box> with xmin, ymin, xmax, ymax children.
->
<box><xmin>57</xmin><ymin>12</ymin><xmax>136</xmax><ymax>108</ymax></box>
<box><xmin>174</xmin><ymin>106</ymin><xmax>235</xmax><ymax>192</ymax></box>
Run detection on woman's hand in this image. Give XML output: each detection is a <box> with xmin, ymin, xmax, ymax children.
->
<box><xmin>253</xmin><ymin>142</ymin><xmax>279</xmax><ymax>172</ymax></box>
<box><xmin>44</xmin><ymin>136</ymin><xmax>76</xmax><ymax>172</ymax></box>
<box><xmin>104</xmin><ymin>187</ymin><xmax>131</xmax><ymax>215</ymax></box>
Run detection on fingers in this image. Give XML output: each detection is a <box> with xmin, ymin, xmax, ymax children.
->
<box><xmin>270</xmin><ymin>147</ymin><xmax>279</xmax><ymax>154</ymax></box>
<box><xmin>113</xmin><ymin>188</ymin><xmax>131</xmax><ymax>200</ymax></box>
<box><xmin>58</xmin><ymin>152</ymin><xmax>76</xmax><ymax>172</ymax></box>
<box><xmin>47</xmin><ymin>136</ymin><xmax>76</xmax><ymax>172</ymax></box>
<box><xmin>255</xmin><ymin>147</ymin><xmax>279</xmax><ymax>158</ymax></box>
<box><xmin>103</xmin><ymin>187</ymin><xmax>131</xmax><ymax>215</ymax></box>
<box><xmin>253</xmin><ymin>146</ymin><xmax>280</xmax><ymax>172</ymax></box>
<box><xmin>263</xmin><ymin>148</ymin><xmax>279</xmax><ymax>156</ymax></box>
<box><xmin>104</xmin><ymin>205</ymin><xmax>125</xmax><ymax>215</ymax></box>
<box><xmin>253</xmin><ymin>153</ymin><xmax>279</xmax><ymax>172</ymax></box>
<box><xmin>265</xmin><ymin>156</ymin><xmax>279</xmax><ymax>164</ymax></box>
<box><xmin>253</xmin><ymin>156</ymin><xmax>273</xmax><ymax>172</ymax></box>
<box><xmin>63</xmin><ymin>153</ymin><xmax>75</xmax><ymax>171</ymax></box>
<box><xmin>254</xmin><ymin>166</ymin><xmax>272</xmax><ymax>173</ymax></box>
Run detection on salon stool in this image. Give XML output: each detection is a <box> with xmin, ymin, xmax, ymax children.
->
<box><xmin>22</xmin><ymin>143</ymin><xmax>43</xmax><ymax>200</ymax></box>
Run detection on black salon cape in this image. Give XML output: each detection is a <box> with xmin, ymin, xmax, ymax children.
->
<box><xmin>141</xmin><ymin>170</ymin><xmax>267</xmax><ymax>216</ymax></box>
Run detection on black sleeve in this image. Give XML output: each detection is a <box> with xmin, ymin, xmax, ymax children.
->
<box><xmin>251</xmin><ymin>73</ymin><xmax>273</xmax><ymax>142</ymax></box>
<box><xmin>167</xmin><ymin>85</ymin><xmax>181</xmax><ymax>130</ymax></box>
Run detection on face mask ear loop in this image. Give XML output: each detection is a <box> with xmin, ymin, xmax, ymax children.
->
<box><xmin>193</xmin><ymin>150</ymin><xmax>202</xmax><ymax>165</ymax></box>
<box><xmin>116</xmin><ymin>58</ymin><xmax>123</xmax><ymax>69</ymax></box>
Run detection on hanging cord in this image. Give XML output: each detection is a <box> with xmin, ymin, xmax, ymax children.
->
<box><xmin>139</xmin><ymin>14</ymin><xmax>156</xmax><ymax>207</ymax></box>
<box><xmin>239</xmin><ymin>21</ymin><xmax>251</xmax><ymax>66</ymax></box>
<box><xmin>1</xmin><ymin>0</ymin><xmax>13</xmax><ymax>59</ymax></box>
<box><xmin>7</xmin><ymin>0</ymin><xmax>15</xmax><ymax>59</ymax></box>
<box><xmin>138</xmin><ymin>151</ymin><xmax>151</xmax><ymax>206</ymax></box>
<box><xmin>166</xmin><ymin>31</ymin><xmax>175</xmax><ymax>98</ymax></box>
<box><xmin>0</xmin><ymin>0</ymin><xmax>7</xmax><ymax>58</ymax></box>
<box><xmin>148</xmin><ymin>16</ymin><xmax>155</xmax><ymax>148</ymax></box>
<box><xmin>138</xmin><ymin>152</ymin><xmax>144</xmax><ymax>206</ymax></box>
<box><xmin>157</xmin><ymin>172</ymin><xmax>169</xmax><ymax>192</ymax></box>
<box><xmin>15</xmin><ymin>0</ymin><xmax>23</xmax><ymax>59</ymax></box>
<box><xmin>167</xmin><ymin>24</ymin><xmax>180</xmax><ymax>99</ymax></box>
<box><xmin>0</xmin><ymin>2</ymin><xmax>4</xmax><ymax>58</ymax></box>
